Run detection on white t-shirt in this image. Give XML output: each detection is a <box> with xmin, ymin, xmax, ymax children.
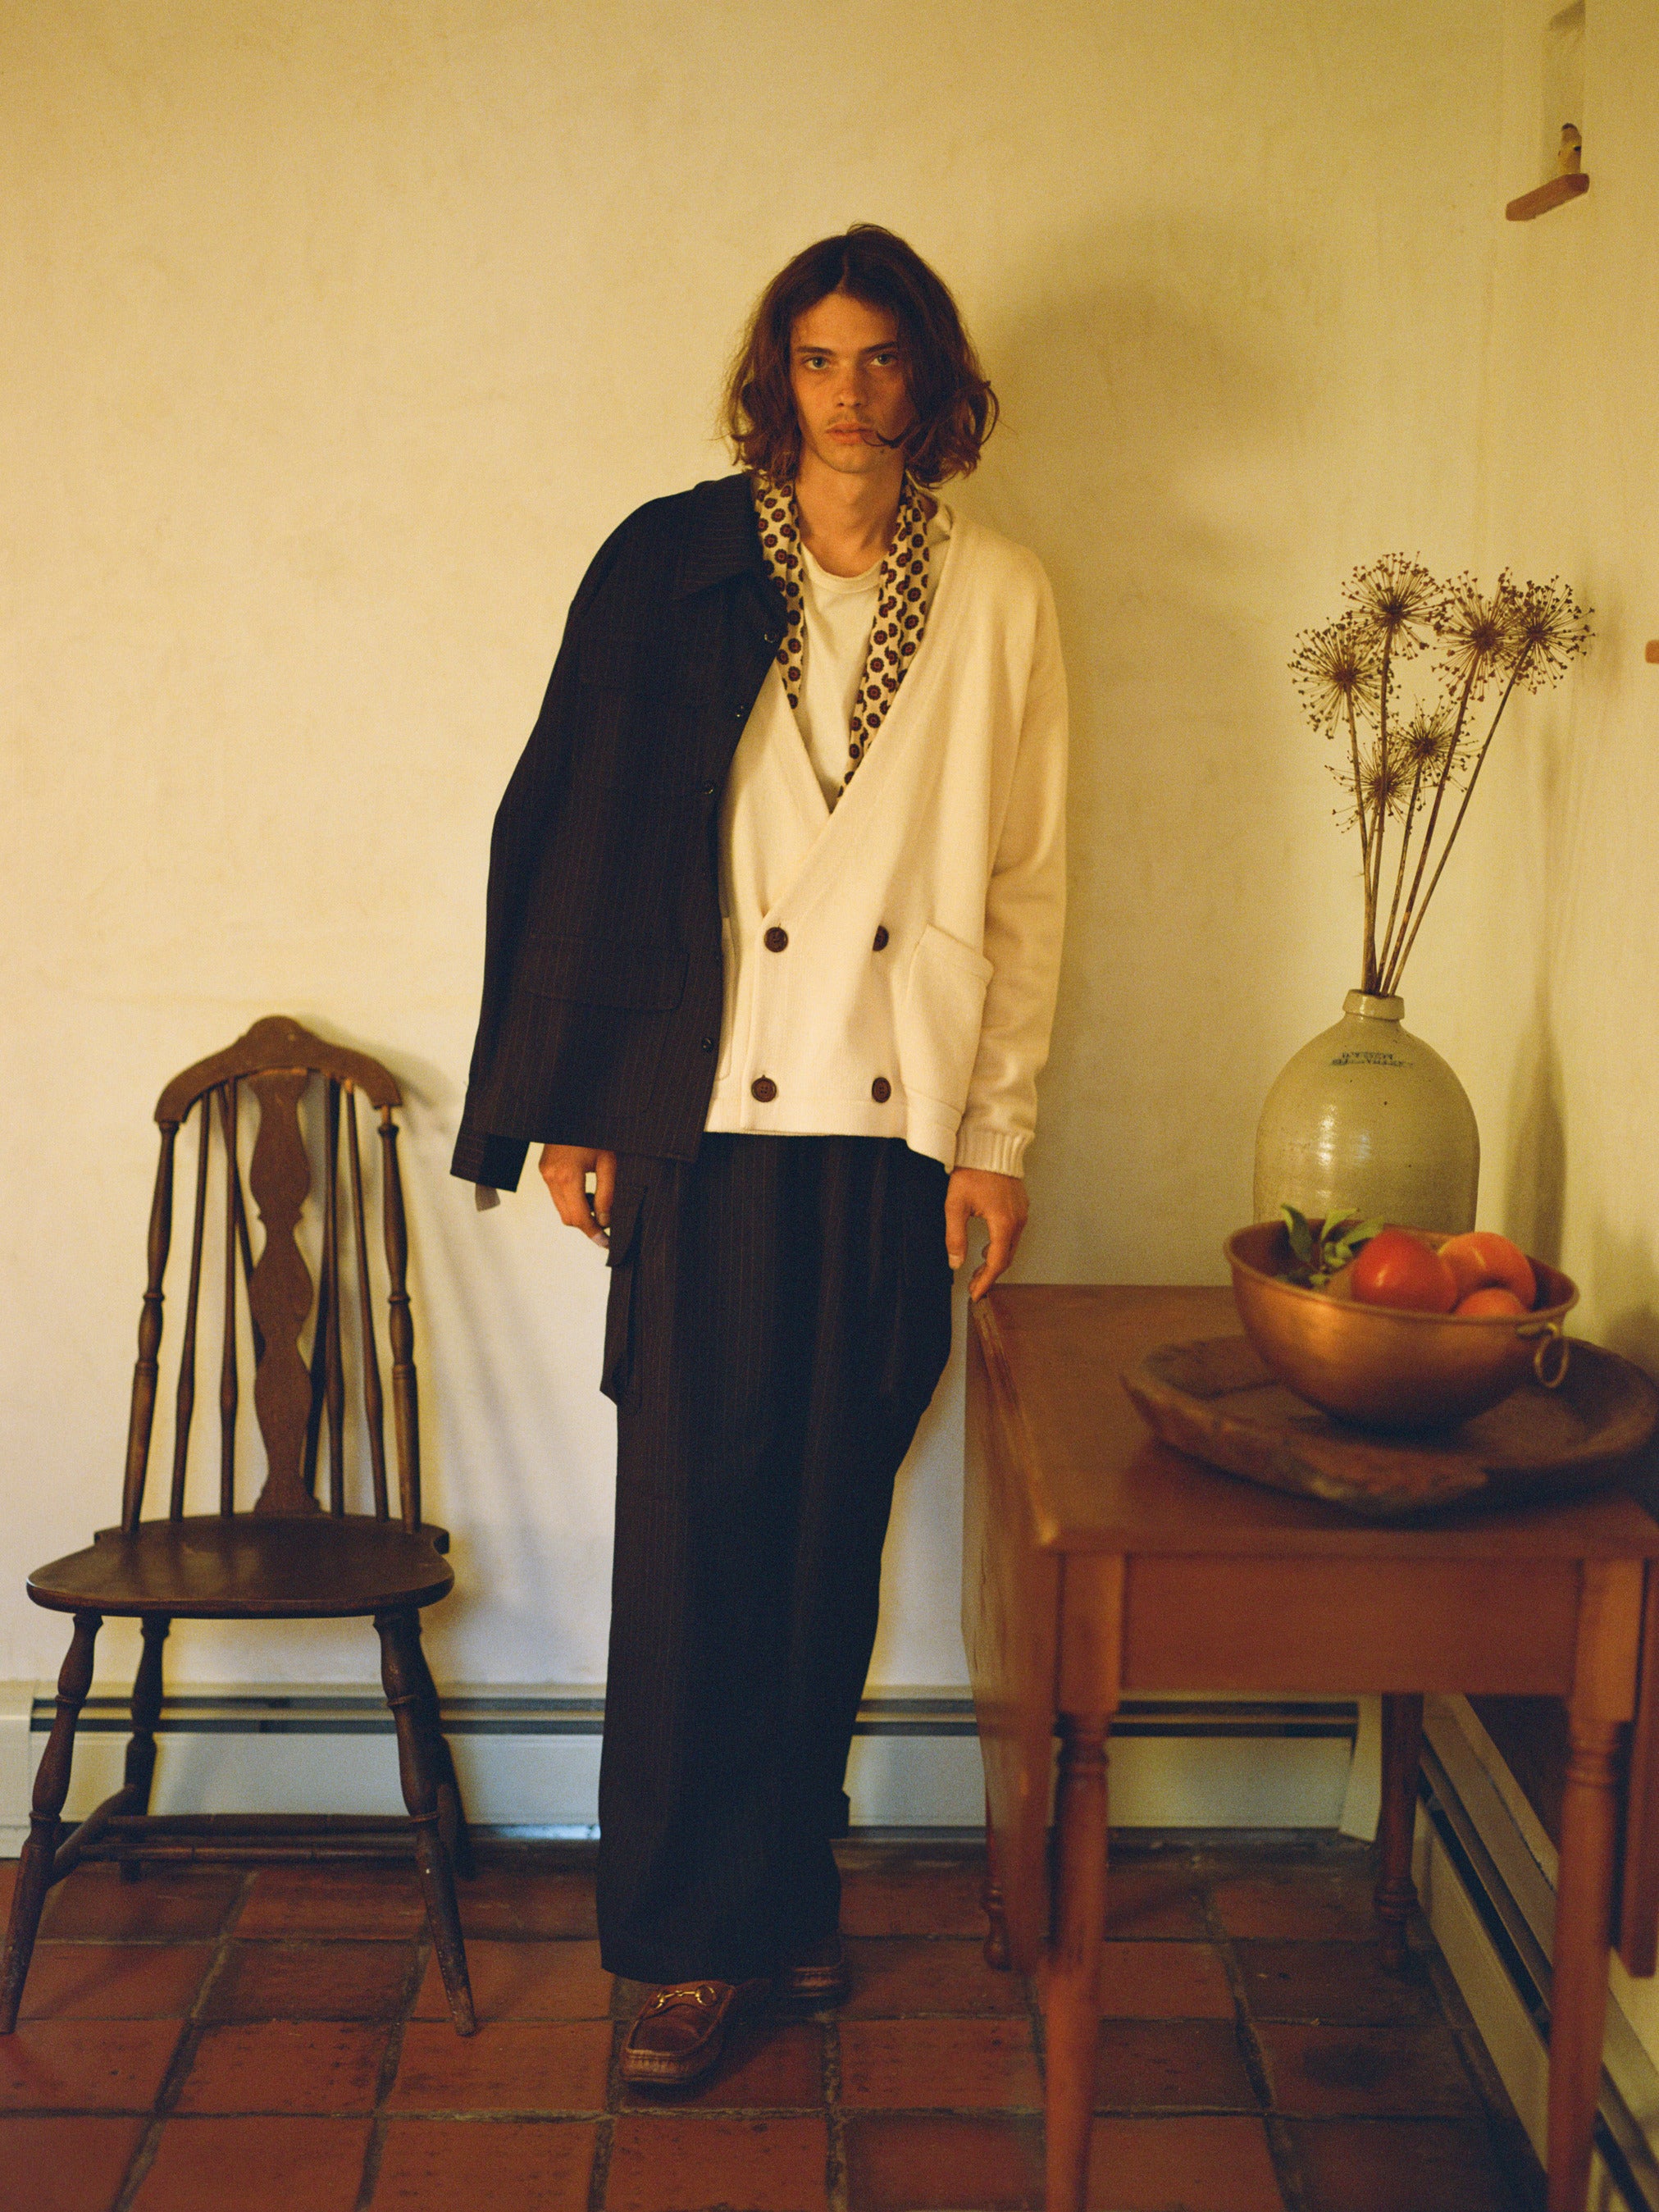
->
<box><xmin>793</xmin><ymin>508</ymin><xmax>953</xmax><ymax>807</ymax></box>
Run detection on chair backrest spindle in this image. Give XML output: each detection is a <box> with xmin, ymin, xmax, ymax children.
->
<box><xmin>169</xmin><ymin>1095</ymin><xmax>212</xmax><ymax>1519</ymax></box>
<box><xmin>346</xmin><ymin>1087</ymin><xmax>390</xmax><ymax>1519</ymax></box>
<box><xmin>218</xmin><ymin>1083</ymin><xmax>240</xmax><ymax>1513</ymax></box>
<box><xmin>121</xmin><ymin>1122</ymin><xmax>178</xmax><ymax>1533</ymax></box>
<box><xmin>323</xmin><ymin>1079</ymin><xmax>346</xmax><ymax>1512</ymax></box>
<box><xmin>378</xmin><ymin>1109</ymin><xmax>422</xmax><ymax>1532</ymax></box>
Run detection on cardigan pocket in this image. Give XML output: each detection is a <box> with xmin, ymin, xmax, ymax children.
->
<box><xmin>898</xmin><ymin>924</ymin><xmax>995</xmax><ymax>1115</ymax></box>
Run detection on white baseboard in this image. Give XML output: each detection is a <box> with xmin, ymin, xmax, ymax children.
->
<box><xmin>1421</xmin><ymin>1695</ymin><xmax>1659</xmax><ymax>2212</ymax></box>
<box><xmin>5</xmin><ymin>1683</ymin><xmax>1358</xmax><ymax>1849</ymax></box>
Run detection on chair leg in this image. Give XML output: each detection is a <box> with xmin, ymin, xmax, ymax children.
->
<box><xmin>119</xmin><ymin>1617</ymin><xmax>171</xmax><ymax>1881</ymax></box>
<box><xmin>376</xmin><ymin>1608</ymin><xmax>476</xmax><ymax>2035</ymax></box>
<box><xmin>1</xmin><ymin>1611</ymin><xmax>102</xmax><ymax>2033</ymax></box>
<box><xmin>398</xmin><ymin>1623</ymin><xmax>474</xmax><ymax>1881</ymax></box>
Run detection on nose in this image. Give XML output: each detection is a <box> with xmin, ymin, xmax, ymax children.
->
<box><xmin>833</xmin><ymin>360</ymin><xmax>872</xmax><ymax>409</ymax></box>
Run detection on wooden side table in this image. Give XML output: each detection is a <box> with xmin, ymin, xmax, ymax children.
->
<box><xmin>964</xmin><ymin>1285</ymin><xmax>1659</xmax><ymax>2212</ymax></box>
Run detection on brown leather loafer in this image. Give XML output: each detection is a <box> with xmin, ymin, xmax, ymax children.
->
<box><xmin>778</xmin><ymin>1934</ymin><xmax>850</xmax><ymax>2006</ymax></box>
<box><xmin>619</xmin><ymin>1977</ymin><xmax>769</xmax><ymax>2087</ymax></box>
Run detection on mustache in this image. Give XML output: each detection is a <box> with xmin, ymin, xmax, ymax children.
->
<box><xmin>829</xmin><ymin>418</ymin><xmax>914</xmax><ymax>451</ymax></box>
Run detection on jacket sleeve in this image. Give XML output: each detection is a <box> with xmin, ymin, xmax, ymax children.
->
<box><xmin>450</xmin><ymin>515</ymin><xmax>636</xmax><ymax>1190</ymax></box>
<box><xmin>953</xmin><ymin>570</ymin><xmax>1069</xmax><ymax>1178</ymax></box>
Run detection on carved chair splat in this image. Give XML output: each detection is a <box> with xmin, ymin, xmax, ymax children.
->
<box><xmin>0</xmin><ymin>1016</ymin><xmax>476</xmax><ymax>2036</ymax></box>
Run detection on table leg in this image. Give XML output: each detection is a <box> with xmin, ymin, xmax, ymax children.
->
<box><xmin>982</xmin><ymin>1795</ymin><xmax>1011</xmax><ymax>1970</ymax></box>
<box><xmin>1547</xmin><ymin>1559</ymin><xmax>1643</xmax><ymax>2212</ymax></box>
<box><xmin>1046</xmin><ymin>1712</ymin><xmax>1111</xmax><ymax>2212</ymax></box>
<box><xmin>1547</xmin><ymin>1711</ymin><xmax>1622</xmax><ymax>2212</ymax></box>
<box><xmin>1374</xmin><ymin>1692</ymin><xmax>1424</xmax><ymax>1972</ymax></box>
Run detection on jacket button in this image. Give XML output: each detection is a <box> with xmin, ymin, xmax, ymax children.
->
<box><xmin>873</xmin><ymin>926</ymin><xmax>889</xmax><ymax>951</ymax></box>
<box><xmin>871</xmin><ymin>1077</ymin><xmax>891</xmax><ymax>1103</ymax></box>
<box><xmin>751</xmin><ymin>1076</ymin><xmax>777</xmax><ymax>1102</ymax></box>
<box><xmin>764</xmin><ymin>926</ymin><xmax>788</xmax><ymax>952</ymax></box>
<box><xmin>732</xmin><ymin>705</ymin><xmax>745</xmax><ymax>722</ymax></box>
<box><xmin>700</xmin><ymin>781</ymin><xmax>717</xmax><ymax>796</ymax></box>
<box><xmin>700</xmin><ymin>1036</ymin><xmax>715</xmax><ymax>1052</ymax></box>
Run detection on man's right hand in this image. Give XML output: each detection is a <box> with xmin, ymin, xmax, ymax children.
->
<box><xmin>539</xmin><ymin>1145</ymin><xmax>618</xmax><ymax>1248</ymax></box>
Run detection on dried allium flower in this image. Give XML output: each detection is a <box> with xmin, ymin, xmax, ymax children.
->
<box><xmin>1506</xmin><ymin>577</ymin><xmax>1593</xmax><ymax>689</ymax></box>
<box><xmin>1400</xmin><ymin>703</ymin><xmax>1457</xmax><ymax>778</ymax></box>
<box><xmin>1436</xmin><ymin>572</ymin><xmax>1514</xmax><ymax>696</ymax></box>
<box><xmin>1347</xmin><ymin>738</ymin><xmax>1410</xmax><ymax>822</ymax></box>
<box><xmin>1345</xmin><ymin>553</ymin><xmax>1438</xmax><ymax>656</ymax></box>
<box><xmin>1291</xmin><ymin>613</ymin><xmax>1381</xmax><ymax>730</ymax></box>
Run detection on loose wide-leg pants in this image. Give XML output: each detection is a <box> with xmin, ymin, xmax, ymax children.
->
<box><xmin>595</xmin><ymin>1133</ymin><xmax>954</xmax><ymax>1986</ymax></box>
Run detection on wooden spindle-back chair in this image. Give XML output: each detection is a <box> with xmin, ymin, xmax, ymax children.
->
<box><xmin>0</xmin><ymin>1016</ymin><xmax>476</xmax><ymax>2035</ymax></box>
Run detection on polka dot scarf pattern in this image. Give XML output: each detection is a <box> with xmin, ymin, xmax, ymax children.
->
<box><xmin>750</xmin><ymin>471</ymin><xmax>932</xmax><ymax>791</ymax></box>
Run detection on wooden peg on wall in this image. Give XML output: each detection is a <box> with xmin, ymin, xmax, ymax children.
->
<box><xmin>1506</xmin><ymin>124</ymin><xmax>1589</xmax><ymax>221</ymax></box>
<box><xmin>1645</xmin><ymin>642</ymin><xmax>1659</xmax><ymax>664</ymax></box>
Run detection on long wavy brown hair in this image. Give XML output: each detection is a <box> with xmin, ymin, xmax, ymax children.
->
<box><xmin>723</xmin><ymin>226</ymin><xmax>998</xmax><ymax>487</ymax></box>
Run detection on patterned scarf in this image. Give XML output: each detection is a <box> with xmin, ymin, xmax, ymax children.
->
<box><xmin>751</xmin><ymin>470</ymin><xmax>932</xmax><ymax>791</ymax></box>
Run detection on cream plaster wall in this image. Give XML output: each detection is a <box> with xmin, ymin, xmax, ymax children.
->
<box><xmin>1445</xmin><ymin>0</ymin><xmax>1659</xmax><ymax>2077</ymax></box>
<box><xmin>3</xmin><ymin>1</ymin><xmax>1510</xmax><ymax>1701</ymax></box>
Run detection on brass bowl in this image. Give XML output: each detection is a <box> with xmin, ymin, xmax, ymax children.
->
<box><xmin>1224</xmin><ymin>1220</ymin><xmax>1579</xmax><ymax>1433</ymax></box>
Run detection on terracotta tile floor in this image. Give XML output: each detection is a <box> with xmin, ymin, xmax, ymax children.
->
<box><xmin>0</xmin><ymin>1836</ymin><xmax>1542</xmax><ymax>2210</ymax></box>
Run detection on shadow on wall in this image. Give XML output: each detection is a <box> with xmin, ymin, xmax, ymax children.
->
<box><xmin>961</xmin><ymin>217</ymin><xmax>1297</xmax><ymax>1279</ymax></box>
<box><xmin>1504</xmin><ymin>983</ymin><xmax>1567</xmax><ymax>1269</ymax></box>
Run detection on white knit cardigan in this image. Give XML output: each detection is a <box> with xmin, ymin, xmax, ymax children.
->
<box><xmin>704</xmin><ymin>509</ymin><xmax>1068</xmax><ymax>1177</ymax></box>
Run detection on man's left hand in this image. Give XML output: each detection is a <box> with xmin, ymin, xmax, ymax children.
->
<box><xmin>945</xmin><ymin>1168</ymin><xmax>1029</xmax><ymax>1301</ymax></box>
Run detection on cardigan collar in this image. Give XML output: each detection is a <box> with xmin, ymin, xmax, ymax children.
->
<box><xmin>672</xmin><ymin>471</ymin><xmax>771</xmax><ymax>600</ymax></box>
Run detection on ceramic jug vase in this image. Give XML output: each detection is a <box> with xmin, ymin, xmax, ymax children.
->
<box><xmin>1253</xmin><ymin>992</ymin><xmax>1479</xmax><ymax>1234</ymax></box>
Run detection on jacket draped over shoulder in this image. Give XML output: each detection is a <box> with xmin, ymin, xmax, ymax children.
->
<box><xmin>452</xmin><ymin>475</ymin><xmax>785</xmax><ymax>1189</ymax></box>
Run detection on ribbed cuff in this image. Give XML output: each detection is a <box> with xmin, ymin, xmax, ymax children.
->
<box><xmin>953</xmin><ymin>1124</ymin><xmax>1030</xmax><ymax>1177</ymax></box>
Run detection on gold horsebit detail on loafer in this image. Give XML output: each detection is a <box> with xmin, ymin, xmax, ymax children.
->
<box><xmin>643</xmin><ymin>1982</ymin><xmax>722</xmax><ymax>2014</ymax></box>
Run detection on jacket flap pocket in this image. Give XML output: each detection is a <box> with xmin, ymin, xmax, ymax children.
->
<box><xmin>524</xmin><ymin>933</ymin><xmax>687</xmax><ymax>1012</ymax></box>
<box><xmin>916</xmin><ymin>923</ymin><xmax>994</xmax><ymax>983</ymax></box>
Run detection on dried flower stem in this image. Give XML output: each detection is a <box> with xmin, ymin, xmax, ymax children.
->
<box><xmin>1376</xmin><ymin>667</ymin><xmax>1478</xmax><ymax>989</ymax></box>
<box><xmin>1383</xmin><ymin>664</ymin><xmax>1522</xmax><ymax>991</ymax></box>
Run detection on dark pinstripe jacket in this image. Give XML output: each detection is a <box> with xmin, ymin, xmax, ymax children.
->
<box><xmin>451</xmin><ymin>473</ymin><xmax>786</xmax><ymax>1192</ymax></box>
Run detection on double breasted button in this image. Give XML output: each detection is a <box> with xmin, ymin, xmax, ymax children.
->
<box><xmin>750</xmin><ymin>1076</ymin><xmax>777</xmax><ymax>1102</ymax></box>
<box><xmin>763</xmin><ymin>926</ymin><xmax>789</xmax><ymax>952</ymax></box>
<box><xmin>700</xmin><ymin>781</ymin><xmax>717</xmax><ymax>796</ymax></box>
<box><xmin>871</xmin><ymin>1077</ymin><xmax>892</xmax><ymax>1103</ymax></box>
<box><xmin>873</xmin><ymin>926</ymin><xmax>889</xmax><ymax>951</ymax></box>
<box><xmin>700</xmin><ymin>1036</ymin><xmax>715</xmax><ymax>1052</ymax></box>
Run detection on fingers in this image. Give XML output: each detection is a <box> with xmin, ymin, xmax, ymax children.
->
<box><xmin>593</xmin><ymin>1151</ymin><xmax>618</xmax><ymax>1231</ymax></box>
<box><xmin>944</xmin><ymin>1182</ymin><xmax>972</xmax><ymax>1271</ymax></box>
<box><xmin>538</xmin><ymin>1145</ymin><xmax>610</xmax><ymax>1247</ymax></box>
<box><xmin>969</xmin><ymin>1203</ymin><xmax>1022</xmax><ymax>1300</ymax></box>
<box><xmin>969</xmin><ymin>1212</ymin><xmax>1023</xmax><ymax>1301</ymax></box>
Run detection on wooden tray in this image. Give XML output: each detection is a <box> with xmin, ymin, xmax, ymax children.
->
<box><xmin>1123</xmin><ymin>1334</ymin><xmax>1659</xmax><ymax>1519</ymax></box>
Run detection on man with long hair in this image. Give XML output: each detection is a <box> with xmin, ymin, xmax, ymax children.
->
<box><xmin>453</xmin><ymin>226</ymin><xmax>1066</xmax><ymax>2084</ymax></box>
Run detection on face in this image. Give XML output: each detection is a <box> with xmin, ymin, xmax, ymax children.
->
<box><xmin>788</xmin><ymin>290</ymin><xmax>912</xmax><ymax>478</ymax></box>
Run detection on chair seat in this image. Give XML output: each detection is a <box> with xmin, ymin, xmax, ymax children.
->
<box><xmin>26</xmin><ymin>1514</ymin><xmax>455</xmax><ymax>1619</ymax></box>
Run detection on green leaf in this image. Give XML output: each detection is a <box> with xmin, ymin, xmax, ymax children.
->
<box><xmin>1281</xmin><ymin>1205</ymin><xmax>1315</xmax><ymax>1266</ymax></box>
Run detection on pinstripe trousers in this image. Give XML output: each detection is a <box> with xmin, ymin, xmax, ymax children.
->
<box><xmin>594</xmin><ymin>1133</ymin><xmax>954</xmax><ymax>1985</ymax></box>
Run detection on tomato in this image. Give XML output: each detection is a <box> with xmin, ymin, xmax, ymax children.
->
<box><xmin>1350</xmin><ymin>1227</ymin><xmax>1458</xmax><ymax>1314</ymax></box>
<box><xmin>1455</xmin><ymin>1285</ymin><xmax>1528</xmax><ymax>1319</ymax></box>
<box><xmin>1438</xmin><ymin>1231</ymin><xmax>1537</xmax><ymax>1310</ymax></box>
